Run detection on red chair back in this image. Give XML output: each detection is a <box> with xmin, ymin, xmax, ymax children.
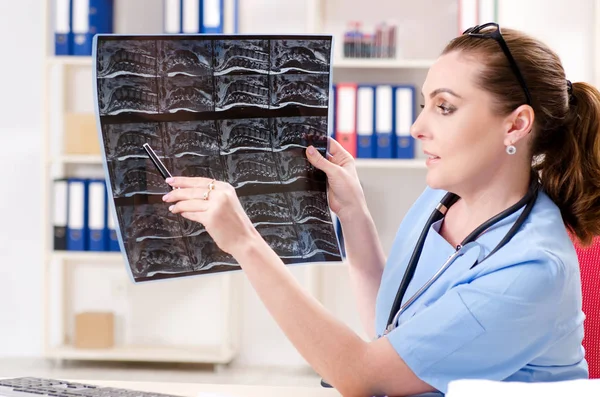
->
<box><xmin>574</xmin><ymin>236</ymin><xmax>600</xmax><ymax>379</ymax></box>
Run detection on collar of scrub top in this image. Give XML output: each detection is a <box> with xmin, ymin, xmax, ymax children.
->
<box><xmin>382</xmin><ymin>174</ymin><xmax>541</xmax><ymax>336</ymax></box>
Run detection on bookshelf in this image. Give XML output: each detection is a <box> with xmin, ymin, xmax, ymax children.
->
<box><xmin>41</xmin><ymin>0</ymin><xmax>244</xmax><ymax>365</ymax></box>
<box><xmin>40</xmin><ymin>0</ymin><xmax>439</xmax><ymax>366</ymax></box>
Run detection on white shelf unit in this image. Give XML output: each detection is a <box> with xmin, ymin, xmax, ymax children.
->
<box><xmin>45</xmin><ymin>344</ymin><xmax>237</xmax><ymax>363</ymax></box>
<box><xmin>332</xmin><ymin>58</ymin><xmax>435</xmax><ymax>69</ymax></box>
<box><xmin>40</xmin><ymin>0</ymin><xmax>438</xmax><ymax>367</ymax></box>
<box><xmin>40</xmin><ymin>0</ymin><xmax>244</xmax><ymax>365</ymax></box>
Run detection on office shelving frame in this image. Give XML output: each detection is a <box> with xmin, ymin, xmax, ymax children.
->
<box><xmin>40</xmin><ymin>0</ymin><xmax>245</xmax><ymax>366</ymax></box>
<box><xmin>39</xmin><ymin>0</ymin><xmax>476</xmax><ymax>366</ymax></box>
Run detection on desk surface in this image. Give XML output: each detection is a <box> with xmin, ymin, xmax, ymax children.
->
<box><xmin>67</xmin><ymin>379</ymin><xmax>342</xmax><ymax>397</ymax></box>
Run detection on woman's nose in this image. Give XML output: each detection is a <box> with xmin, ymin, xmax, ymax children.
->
<box><xmin>410</xmin><ymin>112</ymin><xmax>428</xmax><ymax>140</ymax></box>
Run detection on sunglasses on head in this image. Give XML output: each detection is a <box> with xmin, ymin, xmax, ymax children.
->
<box><xmin>463</xmin><ymin>22</ymin><xmax>533</xmax><ymax>106</ymax></box>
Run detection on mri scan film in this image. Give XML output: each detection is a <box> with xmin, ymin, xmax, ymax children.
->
<box><xmin>93</xmin><ymin>34</ymin><xmax>340</xmax><ymax>282</ymax></box>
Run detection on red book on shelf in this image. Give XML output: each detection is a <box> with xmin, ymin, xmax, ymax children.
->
<box><xmin>335</xmin><ymin>83</ymin><xmax>358</xmax><ymax>157</ymax></box>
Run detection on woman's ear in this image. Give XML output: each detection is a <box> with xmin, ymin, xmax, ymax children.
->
<box><xmin>504</xmin><ymin>104</ymin><xmax>535</xmax><ymax>146</ymax></box>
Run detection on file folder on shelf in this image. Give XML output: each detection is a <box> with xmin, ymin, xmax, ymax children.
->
<box><xmin>107</xmin><ymin>203</ymin><xmax>120</xmax><ymax>252</ymax></box>
<box><xmin>223</xmin><ymin>0</ymin><xmax>239</xmax><ymax>34</ymax></box>
<box><xmin>202</xmin><ymin>0</ymin><xmax>224</xmax><ymax>33</ymax></box>
<box><xmin>182</xmin><ymin>0</ymin><xmax>201</xmax><ymax>33</ymax></box>
<box><xmin>458</xmin><ymin>0</ymin><xmax>478</xmax><ymax>34</ymax></box>
<box><xmin>87</xmin><ymin>179</ymin><xmax>107</xmax><ymax>252</ymax></box>
<box><xmin>54</xmin><ymin>0</ymin><xmax>73</xmax><ymax>55</ymax></box>
<box><xmin>180</xmin><ymin>0</ymin><xmax>237</xmax><ymax>34</ymax></box>
<box><xmin>72</xmin><ymin>0</ymin><xmax>114</xmax><ymax>56</ymax></box>
<box><xmin>393</xmin><ymin>85</ymin><xmax>416</xmax><ymax>159</ymax></box>
<box><xmin>375</xmin><ymin>85</ymin><xmax>394</xmax><ymax>158</ymax></box>
<box><xmin>356</xmin><ymin>85</ymin><xmax>375</xmax><ymax>159</ymax></box>
<box><xmin>164</xmin><ymin>0</ymin><xmax>183</xmax><ymax>33</ymax></box>
<box><xmin>67</xmin><ymin>178</ymin><xmax>89</xmax><ymax>251</ymax></box>
<box><xmin>52</xmin><ymin>179</ymin><xmax>69</xmax><ymax>251</ymax></box>
<box><xmin>335</xmin><ymin>83</ymin><xmax>357</xmax><ymax>157</ymax></box>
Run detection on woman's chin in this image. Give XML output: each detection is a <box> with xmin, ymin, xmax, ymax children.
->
<box><xmin>425</xmin><ymin>171</ymin><xmax>449</xmax><ymax>191</ymax></box>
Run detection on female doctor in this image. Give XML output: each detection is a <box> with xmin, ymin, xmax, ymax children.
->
<box><xmin>162</xmin><ymin>24</ymin><xmax>600</xmax><ymax>396</ymax></box>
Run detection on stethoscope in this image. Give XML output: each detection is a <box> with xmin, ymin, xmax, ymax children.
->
<box><xmin>320</xmin><ymin>175</ymin><xmax>540</xmax><ymax>389</ymax></box>
<box><xmin>383</xmin><ymin>174</ymin><xmax>540</xmax><ymax>335</ymax></box>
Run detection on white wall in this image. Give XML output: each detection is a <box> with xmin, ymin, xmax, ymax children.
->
<box><xmin>498</xmin><ymin>0</ymin><xmax>596</xmax><ymax>85</ymax></box>
<box><xmin>0</xmin><ymin>0</ymin><xmax>596</xmax><ymax>369</ymax></box>
<box><xmin>0</xmin><ymin>0</ymin><xmax>45</xmax><ymax>357</ymax></box>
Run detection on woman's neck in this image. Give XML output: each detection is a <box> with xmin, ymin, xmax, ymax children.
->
<box><xmin>441</xmin><ymin>169</ymin><xmax>532</xmax><ymax>247</ymax></box>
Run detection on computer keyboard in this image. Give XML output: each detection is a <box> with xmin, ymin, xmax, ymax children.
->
<box><xmin>0</xmin><ymin>377</ymin><xmax>184</xmax><ymax>397</ymax></box>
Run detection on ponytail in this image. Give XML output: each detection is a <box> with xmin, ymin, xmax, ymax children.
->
<box><xmin>533</xmin><ymin>82</ymin><xmax>600</xmax><ymax>246</ymax></box>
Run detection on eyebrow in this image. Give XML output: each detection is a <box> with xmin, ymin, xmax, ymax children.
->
<box><xmin>421</xmin><ymin>88</ymin><xmax>463</xmax><ymax>99</ymax></box>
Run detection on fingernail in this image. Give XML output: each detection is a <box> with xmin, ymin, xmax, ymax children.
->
<box><xmin>307</xmin><ymin>146</ymin><xmax>315</xmax><ymax>155</ymax></box>
<box><xmin>162</xmin><ymin>194</ymin><xmax>169</xmax><ymax>201</ymax></box>
<box><xmin>165</xmin><ymin>177</ymin><xmax>173</xmax><ymax>183</ymax></box>
<box><xmin>168</xmin><ymin>205</ymin><xmax>174</xmax><ymax>212</ymax></box>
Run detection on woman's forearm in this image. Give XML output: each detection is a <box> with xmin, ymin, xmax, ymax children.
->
<box><xmin>231</xmin><ymin>234</ymin><xmax>373</xmax><ymax>397</ymax></box>
<box><xmin>337</xmin><ymin>205</ymin><xmax>386</xmax><ymax>339</ymax></box>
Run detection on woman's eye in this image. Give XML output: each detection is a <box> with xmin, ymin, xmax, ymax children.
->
<box><xmin>420</xmin><ymin>103</ymin><xmax>455</xmax><ymax>114</ymax></box>
<box><xmin>437</xmin><ymin>104</ymin><xmax>455</xmax><ymax>115</ymax></box>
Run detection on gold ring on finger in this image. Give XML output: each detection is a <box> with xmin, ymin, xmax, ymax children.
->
<box><xmin>208</xmin><ymin>179</ymin><xmax>216</xmax><ymax>191</ymax></box>
<box><xmin>202</xmin><ymin>190</ymin><xmax>211</xmax><ymax>201</ymax></box>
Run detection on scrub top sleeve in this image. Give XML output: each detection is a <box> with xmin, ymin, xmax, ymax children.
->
<box><xmin>384</xmin><ymin>257</ymin><xmax>566</xmax><ymax>394</ymax></box>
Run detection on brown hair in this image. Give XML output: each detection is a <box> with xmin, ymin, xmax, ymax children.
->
<box><xmin>442</xmin><ymin>26</ymin><xmax>600</xmax><ymax>246</ymax></box>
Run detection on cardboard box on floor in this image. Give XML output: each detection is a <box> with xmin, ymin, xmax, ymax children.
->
<box><xmin>64</xmin><ymin>113</ymin><xmax>101</xmax><ymax>155</ymax></box>
<box><xmin>74</xmin><ymin>312</ymin><xmax>114</xmax><ymax>349</ymax></box>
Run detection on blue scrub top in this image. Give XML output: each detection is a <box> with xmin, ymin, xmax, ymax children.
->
<box><xmin>375</xmin><ymin>186</ymin><xmax>589</xmax><ymax>395</ymax></box>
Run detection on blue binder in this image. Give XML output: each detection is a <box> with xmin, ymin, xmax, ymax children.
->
<box><xmin>375</xmin><ymin>85</ymin><xmax>395</xmax><ymax>158</ymax></box>
<box><xmin>72</xmin><ymin>0</ymin><xmax>114</xmax><ymax>56</ymax></box>
<box><xmin>107</xmin><ymin>203</ymin><xmax>120</xmax><ymax>252</ymax></box>
<box><xmin>54</xmin><ymin>0</ymin><xmax>73</xmax><ymax>55</ymax></box>
<box><xmin>356</xmin><ymin>85</ymin><xmax>376</xmax><ymax>158</ymax></box>
<box><xmin>393</xmin><ymin>85</ymin><xmax>416</xmax><ymax>159</ymax></box>
<box><xmin>87</xmin><ymin>179</ymin><xmax>108</xmax><ymax>251</ymax></box>
<box><xmin>201</xmin><ymin>0</ymin><xmax>224</xmax><ymax>33</ymax></box>
<box><xmin>67</xmin><ymin>178</ymin><xmax>89</xmax><ymax>251</ymax></box>
<box><xmin>164</xmin><ymin>0</ymin><xmax>183</xmax><ymax>33</ymax></box>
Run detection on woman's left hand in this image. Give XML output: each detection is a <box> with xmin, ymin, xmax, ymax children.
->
<box><xmin>162</xmin><ymin>176</ymin><xmax>260</xmax><ymax>257</ymax></box>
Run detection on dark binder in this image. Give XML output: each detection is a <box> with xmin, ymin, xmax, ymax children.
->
<box><xmin>53</xmin><ymin>178</ymin><xmax>69</xmax><ymax>251</ymax></box>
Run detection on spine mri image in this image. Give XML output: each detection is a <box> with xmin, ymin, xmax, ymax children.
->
<box><xmin>94</xmin><ymin>34</ymin><xmax>340</xmax><ymax>282</ymax></box>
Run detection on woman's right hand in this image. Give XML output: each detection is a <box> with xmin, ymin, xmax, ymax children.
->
<box><xmin>305</xmin><ymin>138</ymin><xmax>366</xmax><ymax>220</ymax></box>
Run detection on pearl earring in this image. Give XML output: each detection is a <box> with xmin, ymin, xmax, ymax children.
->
<box><xmin>506</xmin><ymin>145</ymin><xmax>517</xmax><ymax>155</ymax></box>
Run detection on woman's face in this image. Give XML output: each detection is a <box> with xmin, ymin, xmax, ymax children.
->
<box><xmin>411</xmin><ymin>51</ymin><xmax>511</xmax><ymax>193</ymax></box>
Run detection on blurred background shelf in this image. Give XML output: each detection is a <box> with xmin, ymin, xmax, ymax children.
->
<box><xmin>31</xmin><ymin>0</ymin><xmax>598</xmax><ymax>373</ymax></box>
<box><xmin>50</xmin><ymin>251</ymin><xmax>124</xmax><ymax>263</ymax></box>
<box><xmin>333</xmin><ymin>58</ymin><xmax>435</xmax><ymax>69</ymax></box>
<box><xmin>51</xmin><ymin>155</ymin><xmax>103</xmax><ymax>164</ymax></box>
<box><xmin>355</xmin><ymin>159</ymin><xmax>426</xmax><ymax>169</ymax></box>
<box><xmin>46</xmin><ymin>344</ymin><xmax>236</xmax><ymax>364</ymax></box>
<box><xmin>46</xmin><ymin>56</ymin><xmax>93</xmax><ymax>67</ymax></box>
<box><xmin>47</xmin><ymin>56</ymin><xmax>435</xmax><ymax>70</ymax></box>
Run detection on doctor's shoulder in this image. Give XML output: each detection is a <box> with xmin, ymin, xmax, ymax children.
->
<box><xmin>477</xmin><ymin>190</ymin><xmax>581</xmax><ymax>290</ymax></box>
